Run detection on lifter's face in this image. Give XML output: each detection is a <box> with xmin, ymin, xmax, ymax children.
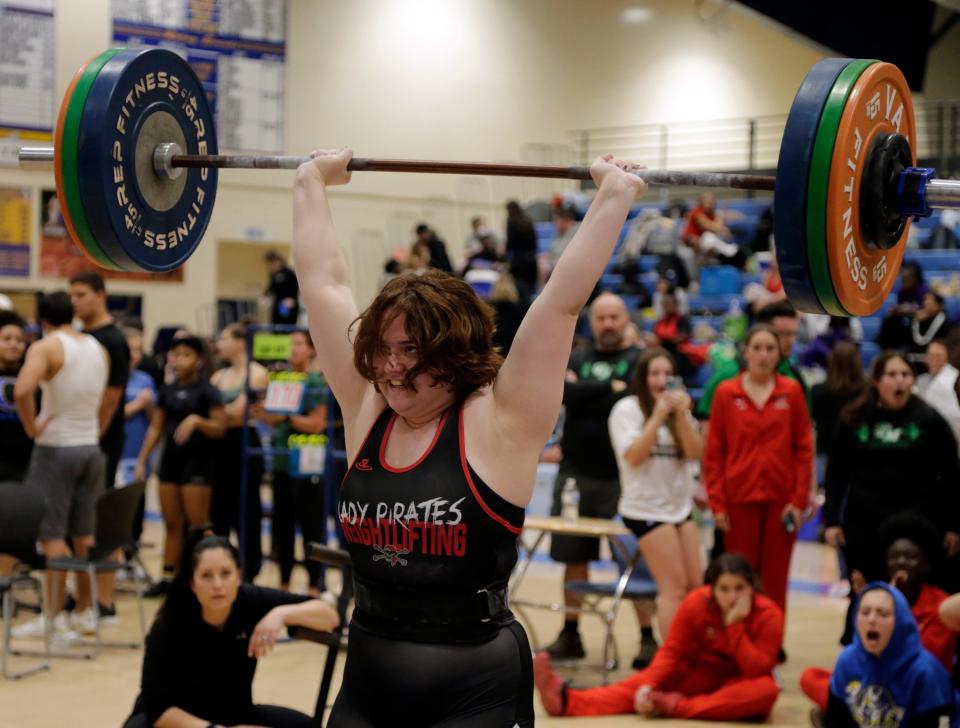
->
<box><xmin>373</xmin><ymin>312</ymin><xmax>453</xmax><ymax>420</ymax></box>
<box><xmin>191</xmin><ymin>548</ymin><xmax>241</xmax><ymax>614</ymax></box>
<box><xmin>0</xmin><ymin>324</ymin><xmax>26</xmax><ymax>368</ymax></box>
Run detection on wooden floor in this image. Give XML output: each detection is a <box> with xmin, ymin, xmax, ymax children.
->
<box><xmin>2</xmin><ymin>509</ymin><xmax>845</xmax><ymax>727</ymax></box>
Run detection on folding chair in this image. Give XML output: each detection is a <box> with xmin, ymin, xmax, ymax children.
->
<box><xmin>566</xmin><ymin>531</ymin><xmax>658</xmax><ymax>681</ymax></box>
<box><xmin>287</xmin><ymin>542</ymin><xmax>353</xmax><ymax>728</ymax></box>
<box><xmin>16</xmin><ymin>481</ymin><xmax>149</xmax><ymax>661</ymax></box>
<box><xmin>0</xmin><ymin>482</ymin><xmax>50</xmax><ymax>679</ymax></box>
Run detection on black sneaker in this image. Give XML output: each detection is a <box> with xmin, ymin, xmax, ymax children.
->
<box><xmin>544</xmin><ymin>630</ymin><xmax>586</xmax><ymax>660</ymax></box>
<box><xmin>97</xmin><ymin>602</ymin><xmax>119</xmax><ymax>625</ymax></box>
<box><xmin>62</xmin><ymin>594</ymin><xmax>77</xmax><ymax>613</ymax></box>
<box><xmin>631</xmin><ymin>636</ymin><xmax>659</xmax><ymax>669</ymax></box>
<box><xmin>144</xmin><ymin>580</ymin><xmax>171</xmax><ymax>598</ymax></box>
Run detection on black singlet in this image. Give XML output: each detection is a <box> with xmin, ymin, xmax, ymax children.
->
<box><xmin>331</xmin><ymin>400</ymin><xmax>534</xmax><ymax>728</ymax></box>
<box><xmin>338</xmin><ymin>399</ymin><xmax>525</xmax><ymax>643</ymax></box>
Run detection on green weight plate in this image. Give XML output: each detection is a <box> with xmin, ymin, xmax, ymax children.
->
<box><xmin>804</xmin><ymin>59</ymin><xmax>877</xmax><ymax>316</ymax></box>
<box><xmin>59</xmin><ymin>48</ymin><xmax>123</xmax><ymax>271</ymax></box>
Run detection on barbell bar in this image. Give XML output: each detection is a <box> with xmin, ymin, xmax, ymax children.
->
<box><xmin>21</xmin><ymin>145</ymin><xmax>960</xmax><ymax>204</ymax></box>
<box><xmin>14</xmin><ymin>46</ymin><xmax>960</xmax><ymax>316</ymax></box>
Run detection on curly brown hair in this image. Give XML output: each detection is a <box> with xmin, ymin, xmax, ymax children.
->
<box><xmin>353</xmin><ymin>271</ymin><xmax>504</xmax><ymax>398</ymax></box>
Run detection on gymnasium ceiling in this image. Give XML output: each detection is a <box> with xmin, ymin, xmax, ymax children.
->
<box><xmin>732</xmin><ymin>0</ymin><xmax>957</xmax><ymax>91</ymax></box>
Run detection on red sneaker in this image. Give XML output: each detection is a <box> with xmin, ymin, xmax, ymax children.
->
<box><xmin>533</xmin><ymin>651</ymin><xmax>567</xmax><ymax>716</ymax></box>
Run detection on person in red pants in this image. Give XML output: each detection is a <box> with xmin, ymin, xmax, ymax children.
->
<box><xmin>534</xmin><ymin>553</ymin><xmax>782</xmax><ymax>720</ymax></box>
<box><xmin>703</xmin><ymin>324</ymin><xmax>812</xmax><ymax>621</ymax></box>
<box><xmin>800</xmin><ymin>512</ymin><xmax>956</xmax><ymax>711</ymax></box>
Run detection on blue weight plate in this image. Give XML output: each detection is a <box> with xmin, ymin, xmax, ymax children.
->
<box><xmin>774</xmin><ymin>58</ymin><xmax>852</xmax><ymax>315</ymax></box>
<box><xmin>77</xmin><ymin>47</ymin><xmax>218</xmax><ymax>272</ymax></box>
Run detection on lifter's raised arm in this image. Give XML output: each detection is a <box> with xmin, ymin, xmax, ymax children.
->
<box><xmin>493</xmin><ymin>156</ymin><xmax>647</xmax><ymax>452</ymax></box>
<box><xmin>293</xmin><ymin>148</ymin><xmax>369</xmax><ymax>422</ymax></box>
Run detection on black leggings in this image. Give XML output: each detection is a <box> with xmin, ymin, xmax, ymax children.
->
<box><xmin>271</xmin><ymin>470</ymin><xmax>326</xmax><ymax>588</ymax></box>
<box><xmin>123</xmin><ymin>704</ymin><xmax>312</xmax><ymax>728</ymax></box>
<box><xmin>328</xmin><ymin>622</ymin><xmax>534</xmax><ymax>727</ymax></box>
<box><xmin>212</xmin><ymin>427</ymin><xmax>264</xmax><ymax>580</ymax></box>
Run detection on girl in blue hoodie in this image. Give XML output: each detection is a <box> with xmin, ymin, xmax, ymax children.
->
<box><xmin>826</xmin><ymin>582</ymin><xmax>954</xmax><ymax>727</ymax></box>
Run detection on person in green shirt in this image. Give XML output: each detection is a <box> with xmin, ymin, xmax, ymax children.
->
<box><xmin>253</xmin><ymin>330</ymin><xmax>328</xmax><ymax>595</ymax></box>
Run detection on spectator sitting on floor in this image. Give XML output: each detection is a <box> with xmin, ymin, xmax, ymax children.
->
<box><xmin>123</xmin><ymin>528</ymin><xmax>338</xmax><ymax>728</ymax></box>
<box><xmin>534</xmin><ymin>553</ymin><xmax>782</xmax><ymax>721</ymax></box>
<box><xmin>801</xmin><ymin>513</ymin><xmax>957</xmax><ymax>713</ymax></box>
<box><xmin>818</xmin><ymin>582</ymin><xmax>954</xmax><ymax>727</ymax></box>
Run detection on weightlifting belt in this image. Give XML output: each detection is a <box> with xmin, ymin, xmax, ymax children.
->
<box><xmin>353</xmin><ymin>579</ymin><xmax>511</xmax><ymax>626</ymax></box>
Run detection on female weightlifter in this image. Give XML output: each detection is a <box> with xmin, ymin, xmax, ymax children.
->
<box><xmin>293</xmin><ymin>148</ymin><xmax>646</xmax><ymax>726</ymax></box>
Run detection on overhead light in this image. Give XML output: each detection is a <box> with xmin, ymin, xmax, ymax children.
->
<box><xmin>621</xmin><ymin>6</ymin><xmax>654</xmax><ymax>24</ymax></box>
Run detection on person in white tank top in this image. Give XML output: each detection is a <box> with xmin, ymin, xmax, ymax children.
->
<box><xmin>608</xmin><ymin>347</ymin><xmax>704</xmax><ymax>644</ymax></box>
<box><xmin>13</xmin><ymin>291</ymin><xmax>109</xmax><ymax>642</ymax></box>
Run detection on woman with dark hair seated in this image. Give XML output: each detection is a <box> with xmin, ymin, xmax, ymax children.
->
<box><xmin>801</xmin><ymin>513</ymin><xmax>956</xmax><ymax>713</ymax></box>
<box><xmin>822</xmin><ymin>582</ymin><xmax>954</xmax><ymax>727</ymax></box>
<box><xmin>533</xmin><ymin>553</ymin><xmax>782</xmax><ymax>720</ymax></box>
<box><xmin>124</xmin><ymin>529</ymin><xmax>339</xmax><ymax>728</ymax></box>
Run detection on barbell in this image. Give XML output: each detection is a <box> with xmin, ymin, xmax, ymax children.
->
<box><xmin>17</xmin><ymin>47</ymin><xmax>960</xmax><ymax>316</ymax></box>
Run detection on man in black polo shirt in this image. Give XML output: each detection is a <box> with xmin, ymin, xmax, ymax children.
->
<box><xmin>70</xmin><ymin>271</ymin><xmax>130</xmax><ymax>624</ymax></box>
<box><xmin>545</xmin><ymin>292</ymin><xmax>646</xmax><ymax>661</ymax></box>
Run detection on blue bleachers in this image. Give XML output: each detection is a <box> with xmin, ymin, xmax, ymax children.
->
<box><xmin>687</xmin><ymin>293</ymin><xmax>739</xmax><ymax>314</ymax></box>
<box><xmin>905</xmin><ymin>251</ymin><xmax>960</xmax><ymax>271</ymax></box>
<box><xmin>859</xmin><ymin>317</ymin><xmax>882</xmax><ymax>341</ymax></box>
<box><xmin>860</xmin><ymin>342</ymin><xmax>881</xmax><ymax>367</ymax></box>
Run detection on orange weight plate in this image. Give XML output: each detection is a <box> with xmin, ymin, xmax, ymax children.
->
<box><xmin>824</xmin><ymin>62</ymin><xmax>915</xmax><ymax>316</ymax></box>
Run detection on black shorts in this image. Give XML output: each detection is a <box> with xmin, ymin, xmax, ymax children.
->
<box><xmin>622</xmin><ymin>513</ymin><xmax>693</xmax><ymax>540</ymax></box>
<box><xmin>328</xmin><ymin>622</ymin><xmax>534</xmax><ymax>727</ymax></box>
<box><xmin>549</xmin><ymin>468</ymin><xmax>620</xmax><ymax>563</ymax></box>
<box><xmin>157</xmin><ymin>440</ymin><xmax>215</xmax><ymax>486</ymax></box>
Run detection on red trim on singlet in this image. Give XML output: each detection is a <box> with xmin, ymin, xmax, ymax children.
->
<box><xmin>457</xmin><ymin>406</ymin><xmax>523</xmax><ymax>535</ymax></box>
<box><xmin>378</xmin><ymin>410</ymin><xmax>450</xmax><ymax>473</ymax></box>
<box><xmin>341</xmin><ymin>406</ymin><xmax>388</xmax><ymax>492</ymax></box>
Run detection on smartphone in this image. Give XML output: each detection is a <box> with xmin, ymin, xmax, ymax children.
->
<box><xmin>665</xmin><ymin>376</ymin><xmax>683</xmax><ymax>391</ymax></box>
<box><xmin>782</xmin><ymin>511</ymin><xmax>797</xmax><ymax>534</ymax></box>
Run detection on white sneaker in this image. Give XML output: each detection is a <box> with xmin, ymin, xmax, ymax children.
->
<box><xmin>11</xmin><ymin>614</ymin><xmax>47</xmax><ymax>640</ymax></box>
<box><xmin>70</xmin><ymin>608</ymin><xmax>98</xmax><ymax>635</ymax></box>
<box><xmin>50</xmin><ymin>626</ymin><xmax>82</xmax><ymax>647</ymax></box>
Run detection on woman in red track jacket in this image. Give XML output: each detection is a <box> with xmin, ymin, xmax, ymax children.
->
<box><xmin>534</xmin><ymin>553</ymin><xmax>782</xmax><ymax>720</ymax></box>
<box><xmin>704</xmin><ymin>324</ymin><xmax>813</xmax><ymax>618</ymax></box>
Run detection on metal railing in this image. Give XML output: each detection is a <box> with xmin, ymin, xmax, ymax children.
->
<box><xmin>571</xmin><ymin>99</ymin><xmax>960</xmax><ymax>179</ymax></box>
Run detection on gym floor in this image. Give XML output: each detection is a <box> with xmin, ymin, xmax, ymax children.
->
<box><xmin>3</xmin><ymin>488</ymin><xmax>844</xmax><ymax>728</ymax></box>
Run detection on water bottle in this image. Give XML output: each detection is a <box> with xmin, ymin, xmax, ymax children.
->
<box><xmin>560</xmin><ymin>478</ymin><xmax>580</xmax><ymax>521</ymax></box>
<box><xmin>722</xmin><ymin>297</ymin><xmax>747</xmax><ymax>343</ymax></box>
